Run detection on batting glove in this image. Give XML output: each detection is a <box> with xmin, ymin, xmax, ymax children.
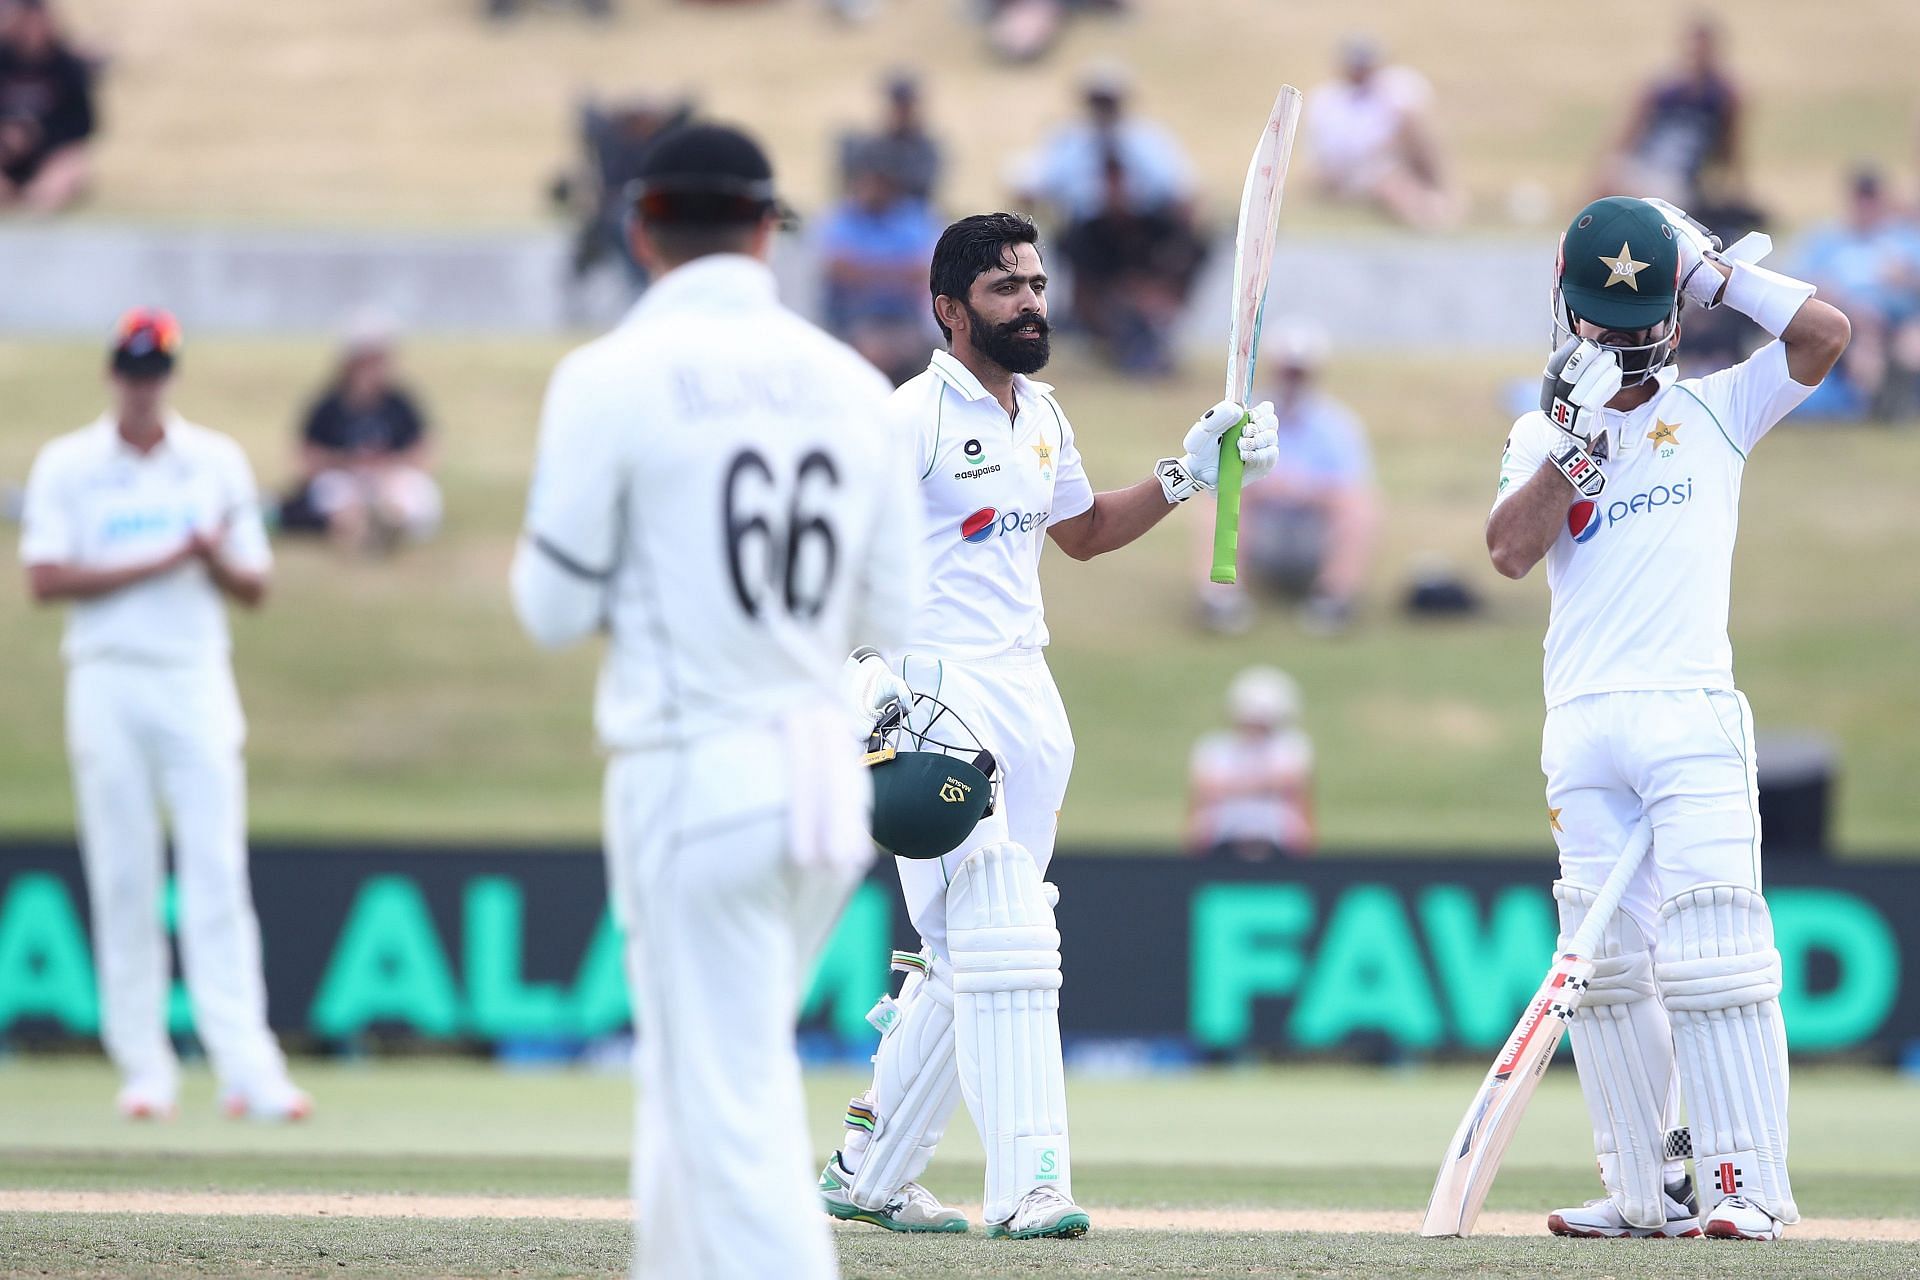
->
<box><xmin>845</xmin><ymin>647</ymin><xmax>911</xmax><ymax>733</ymax></box>
<box><xmin>1158</xmin><ymin>399</ymin><xmax>1254</xmax><ymax>503</ymax></box>
<box><xmin>1540</xmin><ymin>339</ymin><xmax>1621</xmax><ymax>497</ymax></box>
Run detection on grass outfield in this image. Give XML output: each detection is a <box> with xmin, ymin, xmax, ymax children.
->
<box><xmin>3</xmin><ymin>338</ymin><xmax>1917</xmax><ymax>849</ymax></box>
<box><xmin>47</xmin><ymin>0</ymin><xmax>1920</xmax><ymax>231</ymax></box>
<box><xmin>1</xmin><ymin>1058</ymin><xmax>1917</xmax><ymax>1277</ymax></box>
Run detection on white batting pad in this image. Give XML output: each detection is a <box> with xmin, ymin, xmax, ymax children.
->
<box><xmin>949</xmin><ymin>841</ymin><xmax>1070</xmax><ymax>1225</ymax></box>
<box><xmin>1555</xmin><ymin>880</ymin><xmax>1677</xmax><ymax>1228</ymax></box>
<box><xmin>845</xmin><ymin>952</ymin><xmax>962</xmax><ymax>1209</ymax></box>
<box><xmin>1656</xmin><ymin>884</ymin><xmax>1798</xmax><ymax>1222</ymax></box>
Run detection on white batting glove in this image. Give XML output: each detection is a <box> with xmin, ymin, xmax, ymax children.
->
<box><xmin>844</xmin><ymin>647</ymin><xmax>911</xmax><ymax>735</ymax></box>
<box><xmin>1238</xmin><ymin>400</ymin><xmax>1280</xmax><ymax>484</ymax></box>
<box><xmin>1157</xmin><ymin>399</ymin><xmax>1248</xmax><ymax>503</ymax></box>
<box><xmin>1641</xmin><ymin>196</ymin><xmax>1728</xmax><ymax>310</ymax></box>
<box><xmin>1539</xmin><ymin>339</ymin><xmax>1622</xmax><ymax>497</ymax></box>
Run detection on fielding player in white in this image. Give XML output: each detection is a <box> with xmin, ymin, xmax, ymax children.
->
<box><xmin>510</xmin><ymin>124</ymin><xmax>923</xmax><ymax>1280</ymax></box>
<box><xmin>19</xmin><ymin>309</ymin><xmax>309</xmax><ymax>1122</ymax></box>
<box><xmin>1489</xmin><ymin>196</ymin><xmax>1849</xmax><ymax>1241</ymax></box>
<box><xmin>818</xmin><ymin>213</ymin><xmax>1279</xmax><ymax>1240</ymax></box>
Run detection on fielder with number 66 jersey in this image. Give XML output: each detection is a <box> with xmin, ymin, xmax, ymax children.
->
<box><xmin>1487</xmin><ymin>195</ymin><xmax>1850</xmax><ymax>1243</ymax></box>
<box><xmin>511</xmin><ymin>124</ymin><xmax>925</xmax><ymax>1280</ymax></box>
<box><xmin>818</xmin><ymin>212</ymin><xmax>1280</xmax><ymax>1242</ymax></box>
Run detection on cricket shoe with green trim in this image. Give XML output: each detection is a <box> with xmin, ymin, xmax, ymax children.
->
<box><xmin>987</xmin><ymin>1185</ymin><xmax>1090</xmax><ymax>1240</ymax></box>
<box><xmin>818</xmin><ymin>1152</ymin><xmax>968</xmax><ymax>1233</ymax></box>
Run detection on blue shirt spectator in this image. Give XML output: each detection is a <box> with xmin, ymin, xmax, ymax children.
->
<box><xmin>817</xmin><ymin>161</ymin><xmax>942</xmax><ymax>385</ymax></box>
<box><xmin>1012</xmin><ymin>66</ymin><xmax>1192</xmax><ymax>222</ymax></box>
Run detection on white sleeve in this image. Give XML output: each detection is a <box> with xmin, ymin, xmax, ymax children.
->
<box><xmin>851</xmin><ymin>387</ymin><xmax>927</xmax><ymax>655</ymax></box>
<box><xmin>1046</xmin><ymin>396</ymin><xmax>1095</xmax><ymax>522</ymax></box>
<box><xmin>1490</xmin><ymin>413</ymin><xmax>1552</xmax><ymax>514</ymax></box>
<box><xmin>511</xmin><ymin>352</ymin><xmax>623</xmax><ymax>649</ymax></box>
<box><xmin>18</xmin><ymin>443</ymin><xmax>74</xmax><ymax>566</ymax></box>
<box><xmin>216</xmin><ymin>440</ymin><xmax>273</xmax><ymax>574</ymax></box>
<box><xmin>1681</xmin><ymin>341</ymin><xmax>1813</xmax><ymax>457</ymax></box>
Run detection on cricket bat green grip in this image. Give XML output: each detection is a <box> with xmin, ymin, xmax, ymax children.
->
<box><xmin>1209</xmin><ymin>416</ymin><xmax>1248</xmax><ymax>584</ymax></box>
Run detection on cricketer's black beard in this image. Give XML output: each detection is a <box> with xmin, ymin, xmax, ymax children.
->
<box><xmin>966</xmin><ymin>303</ymin><xmax>1051</xmax><ymax>374</ymax></box>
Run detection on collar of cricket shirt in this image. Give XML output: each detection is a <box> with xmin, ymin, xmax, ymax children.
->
<box><xmin>632</xmin><ymin>253</ymin><xmax>778</xmax><ymax>318</ymax></box>
<box><xmin>927</xmin><ymin>348</ymin><xmax>1054</xmax><ymax>405</ymax></box>
<box><xmin>94</xmin><ymin>410</ymin><xmax>186</xmax><ymax>461</ymax></box>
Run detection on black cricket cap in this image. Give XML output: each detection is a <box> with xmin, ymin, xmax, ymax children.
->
<box><xmin>627</xmin><ymin>122</ymin><xmax>793</xmax><ymax>227</ymax></box>
<box><xmin>109</xmin><ymin>307</ymin><xmax>181</xmax><ymax>380</ymax></box>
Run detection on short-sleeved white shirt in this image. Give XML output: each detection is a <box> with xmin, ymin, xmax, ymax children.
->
<box><xmin>1188</xmin><ymin>727</ymin><xmax>1314</xmax><ymax>848</ymax></box>
<box><xmin>19</xmin><ymin>414</ymin><xmax>271</xmax><ymax>666</ymax></box>
<box><xmin>1306</xmin><ymin>67</ymin><xmax>1433</xmax><ymax>181</ymax></box>
<box><xmin>1492</xmin><ymin>342</ymin><xmax>1813</xmax><ymax>708</ymax></box>
<box><xmin>888</xmin><ymin>349</ymin><xmax>1096</xmax><ymax>662</ymax></box>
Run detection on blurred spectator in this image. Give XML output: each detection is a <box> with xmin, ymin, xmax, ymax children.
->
<box><xmin>838</xmin><ymin>70</ymin><xmax>941</xmax><ymax>204</ymax></box>
<box><xmin>1057</xmin><ymin>151</ymin><xmax>1207</xmax><ymax>375</ymax></box>
<box><xmin>1186</xmin><ymin>667</ymin><xmax>1315</xmax><ymax>860</ymax></box>
<box><xmin>486</xmin><ymin>0</ymin><xmax>610</xmax><ymax>21</ymax></box>
<box><xmin>1304</xmin><ymin>35</ymin><xmax>1459</xmax><ymax>231</ymax></box>
<box><xmin>1789</xmin><ymin>167</ymin><xmax>1920</xmax><ymax>420</ymax></box>
<box><xmin>0</xmin><ymin>0</ymin><xmax>94</xmax><ymax>214</ymax></box>
<box><xmin>976</xmin><ymin>0</ymin><xmax>1129</xmax><ymax>64</ymax></box>
<box><xmin>550</xmin><ymin>93</ymin><xmax>695</xmax><ymax>288</ymax></box>
<box><xmin>1594</xmin><ymin>14</ymin><xmax>1746</xmax><ymax>215</ymax></box>
<box><xmin>1198</xmin><ymin>324</ymin><xmax>1377</xmax><ymax>635</ymax></box>
<box><xmin>1015</xmin><ymin>64</ymin><xmax>1203</xmax><ymax>373</ymax></box>
<box><xmin>278</xmin><ymin>316</ymin><xmax>442</xmax><ymax>553</ymax></box>
<box><xmin>817</xmin><ymin>147</ymin><xmax>942</xmax><ymax>385</ymax></box>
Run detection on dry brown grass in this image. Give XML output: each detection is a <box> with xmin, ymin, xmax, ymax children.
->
<box><xmin>51</xmin><ymin>0</ymin><xmax>1920</xmax><ymax>230</ymax></box>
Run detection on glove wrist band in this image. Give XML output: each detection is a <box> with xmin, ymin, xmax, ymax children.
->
<box><xmin>1722</xmin><ymin>259</ymin><xmax>1815</xmax><ymax>338</ymax></box>
<box><xmin>1156</xmin><ymin>457</ymin><xmax>1205</xmax><ymax>504</ymax></box>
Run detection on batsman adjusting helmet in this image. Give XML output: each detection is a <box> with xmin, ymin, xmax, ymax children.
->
<box><xmin>863</xmin><ymin>692</ymin><xmax>999</xmax><ymax>861</ymax></box>
<box><xmin>1552</xmin><ymin>196</ymin><xmax>1681</xmax><ymax>385</ymax></box>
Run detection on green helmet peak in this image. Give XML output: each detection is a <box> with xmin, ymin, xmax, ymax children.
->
<box><xmin>1557</xmin><ymin>196</ymin><xmax>1680</xmax><ymax>331</ymax></box>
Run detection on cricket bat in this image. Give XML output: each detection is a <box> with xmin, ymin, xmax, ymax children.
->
<box><xmin>1418</xmin><ymin>816</ymin><xmax>1656</xmax><ymax>1238</ymax></box>
<box><xmin>1212</xmin><ymin>85</ymin><xmax>1303</xmax><ymax>584</ymax></box>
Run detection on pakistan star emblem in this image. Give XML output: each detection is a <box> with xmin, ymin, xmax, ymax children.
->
<box><xmin>1032</xmin><ymin>441</ymin><xmax>1055</xmax><ymax>480</ymax></box>
<box><xmin>1548</xmin><ymin>806</ymin><xmax>1564</xmax><ymax>833</ymax></box>
<box><xmin>1599</xmin><ymin>242</ymin><xmax>1650</xmax><ymax>290</ymax></box>
<box><xmin>1648</xmin><ymin>419</ymin><xmax>1681</xmax><ymax>458</ymax></box>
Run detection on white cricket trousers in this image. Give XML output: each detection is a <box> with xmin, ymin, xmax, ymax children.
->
<box><xmin>64</xmin><ymin>658</ymin><xmax>287</xmax><ymax>1094</ymax></box>
<box><xmin>605</xmin><ymin>724</ymin><xmax>865</xmax><ymax>1280</ymax></box>
<box><xmin>891</xmin><ymin>648</ymin><xmax>1074</xmax><ymax>960</ymax></box>
<box><xmin>1544</xmin><ymin>687</ymin><xmax>1764</xmax><ymax>935</ymax></box>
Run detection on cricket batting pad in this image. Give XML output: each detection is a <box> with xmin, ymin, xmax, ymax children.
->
<box><xmin>845</xmin><ymin>951</ymin><xmax>962</xmax><ymax>1209</ymax></box>
<box><xmin>1556</xmin><ymin>880</ymin><xmax>1678</xmax><ymax>1229</ymax></box>
<box><xmin>949</xmin><ymin>841</ymin><xmax>1069</xmax><ymax>1225</ymax></box>
<box><xmin>1657</xmin><ymin>884</ymin><xmax>1798</xmax><ymax>1222</ymax></box>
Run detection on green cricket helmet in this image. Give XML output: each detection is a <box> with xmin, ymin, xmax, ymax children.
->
<box><xmin>1553</xmin><ymin>196</ymin><xmax>1682</xmax><ymax>386</ymax></box>
<box><xmin>863</xmin><ymin>692</ymin><xmax>999</xmax><ymax>861</ymax></box>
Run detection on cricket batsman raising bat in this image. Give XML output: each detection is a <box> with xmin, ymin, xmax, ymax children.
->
<box><xmin>1443</xmin><ymin>193</ymin><xmax>1849</xmax><ymax>1243</ymax></box>
<box><xmin>815</xmin><ymin>212</ymin><xmax>1278</xmax><ymax>1241</ymax></box>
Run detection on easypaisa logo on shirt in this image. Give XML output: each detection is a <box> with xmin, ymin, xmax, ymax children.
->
<box><xmin>1567</xmin><ymin>478</ymin><xmax>1694</xmax><ymax>544</ymax></box>
<box><xmin>953</xmin><ymin>437</ymin><xmax>1000</xmax><ymax>481</ymax></box>
<box><xmin>961</xmin><ymin>506</ymin><xmax>1049</xmax><ymax>543</ymax></box>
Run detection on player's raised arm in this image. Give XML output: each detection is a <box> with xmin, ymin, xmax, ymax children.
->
<box><xmin>1643</xmin><ymin>197</ymin><xmax>1850</xmax><ymax>388</ymax></box>
<box><xmin>510</xmin><ymin>350</ymin><xmax>624</xmax><ymax>649</ymax></box>
<box><xmin>1047</xmin><ymin>400</ymin><xmax>1279</xmax><ymax>561</ymax></box>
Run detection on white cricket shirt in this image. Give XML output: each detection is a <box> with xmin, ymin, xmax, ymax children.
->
<box><xmin>887</xmin><ymin>349</ymin><xmax>1096</xmax><ymax>662</ymax></box>
<box><xmin>1492</xmin><ymin>341</ymin><xmax>1813</xmax><ymax>708</ymax></box>
<box><xmin>18</xmin><ymin>414</ymin><xmax>271</xmax><ymax>666</ymax></box>
<box><xmin>515</xmin><ymin>255</ymin><xmax>925</xmax><ymax>751</ymax></box>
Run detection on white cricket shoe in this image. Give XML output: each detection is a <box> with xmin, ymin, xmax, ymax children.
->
<box><xmin>220</xmin><ymin>1076</ymin><xmax>313</xmax><ymax>1122</ymax></box>
<box><xmin>987</xmin><ymin>1184</ymin><xmax>1090</xmax><ymax>1240</ymax></box>
<box><xmin>818</xmin><ymin>1152</ymin><xmax>968</xmax><ymax>1233</ymax></box>
<box><xmin>1547</xmin><ymin>1180</ymin><xmax>1700</xmax><ymax>1238</ymax></box>
<box><xmin>115</xmin><ymin>1078</ymin><xmax>177</xmax><ymax>1121</ymax></box>
<box><xmin>1704</xmin><ymin>1195</ymin><xmax>1786</xmax><ymax>1241</ymax></box>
